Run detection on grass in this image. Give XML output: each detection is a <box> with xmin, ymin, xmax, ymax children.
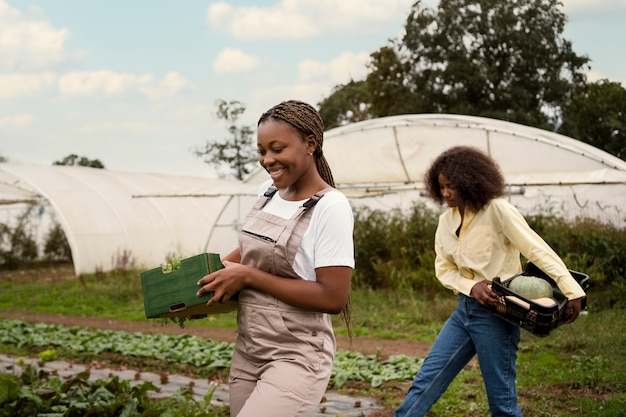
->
<box><xmin>0</xmin><ymin>265</ymin><xmax>454</xmax><ymax>336</ymax></box>
<box><xmin>340</xmin><ymin>287</ymin><xmax>456</xmax><ymax>343</ymax></box>
<box><xmin>0</xmin><ymin>264</ymin><xmax>238</xmax><ymax>327</ymax></box>
<box><xmin>1</xmin><ymin>263</ymin><xmax>625</xmax><ymax>416</ymax></box>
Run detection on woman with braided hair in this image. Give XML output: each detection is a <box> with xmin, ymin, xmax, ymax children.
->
<box><xmin>197</xmin><ymin>100</ymin><xmax>354</xmax><ymax>417</ymax></box>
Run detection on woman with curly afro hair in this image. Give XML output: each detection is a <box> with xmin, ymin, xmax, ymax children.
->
<box><xmin>395</xmin><ymin>146</ymin><xmax>586</xmax><ymax>417</ymax></box>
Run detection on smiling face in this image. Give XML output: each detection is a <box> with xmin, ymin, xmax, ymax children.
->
<box><xmin>257</xmin><ymin>118</ymin><xmax>317</xmax><ymax>192</ymax></box>
<box><xmin>438</xmin><ymin>173</ymin><xmax>461</xmax><ymax>208</ymax></box>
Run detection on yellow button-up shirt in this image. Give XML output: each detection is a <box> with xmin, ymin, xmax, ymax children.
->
<box><xmin>434</xmin><ymin>198</ymin><xmax>586</xmax><ymax>299</ymax></box>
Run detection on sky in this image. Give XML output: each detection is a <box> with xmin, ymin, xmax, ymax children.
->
<box><xmin>1</xmin><ymin>0</ymin><xmax>625</xmax><ymax>178</ymax></box>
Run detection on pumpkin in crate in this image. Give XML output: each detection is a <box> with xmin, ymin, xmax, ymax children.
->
<box><xmin>508</xmin><ymin>275</ymin><xmax>553</xmax><ymax>300</ymax></box>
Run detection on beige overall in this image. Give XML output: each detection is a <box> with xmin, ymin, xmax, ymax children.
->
<box><xmin>229</xmin><ymin>187</ymin><xmax>336</xmax><ymax>417</ymax></box>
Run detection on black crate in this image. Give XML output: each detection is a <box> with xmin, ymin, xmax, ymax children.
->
<box><xmin>489</xmin><ymin>261</ymin><xmax>589</xmax><ymax>337</ymax></box>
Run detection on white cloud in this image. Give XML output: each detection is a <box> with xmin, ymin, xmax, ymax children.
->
<box><xmin>207</xmin><ymin>1</ymin><xmax>316</xmax><ymax>40</ymax></box>
<box><xmin>206</xmin><ymin>2</ymin><xmax>234</xmax><ymax>29</ymax></box>
<box><xmin>76</xmin><ymin>121</ymin><xmax>163</xmax><ymax>134</ymax></box>
<box><xmin>0</xmin><ymin>113</ymin><xmax>34</xmax><ymax>127</ymax></box>
<box><xmin>309</xmin><ymin>0</ymin><xmax>412</xmax><ymax>31</ymax></box>
<box><xmin>0</xmin><ymin>0</ymin><xmax>75</xmax><ymax>70</ymax></box>
<box><xmin>585</xmin><ymin>70</ymin><xmax>626</xmax><ymax>86</ymax></box>
<box><xmin>138</xmin><ymin>71</ymin><xmax>194</xmax><ymax>100</ymax></box>
<box><xmin>586</xmin><ymin>70</ymin><xmax>605</xmax><ymax>82</ymax></box>
<box><xmin>298</xmin><ymin>51</ymin><xmax>370</xmax><ymax>84</ymax></box>
<box><xmin>207</xmin><ymin>0</ymin><xmax>413</xmax><ymax>40</ymax></box>
<box><xmin>251</xmin><ymin>82</ymin><xmax>329</xmax><ymax>108</ymax></box>
<box><xmin>58</xmin><ymin>70</ymin><xmax>192</xmax><ymax>100</ymax></box>
<box><xmin>298</xmin><ymin>61</ymin><xmax>327</xmax><ymax>83</ymax></box>
<box><xmin>248</xmin><ymin>50</ymin><xmax>373</xmax><ymax>115</ymax></box>
<box><xmin>213</xmin><ymin>48</ymin><xmax>261</xmax><ymax>74</ymax></box>
<box><xmin>0</xmin><ymin>72</ymin><xmax>56</xmax><ymax>98</ymax></box>
<box><xmin>0</xmin><ymin>70</ymin><xmax>192</xmax><ymax>101</ymax></box>
<box><xmin>207</xmin><ymin>0</ymin><xmax>626</xmax><ymax>38</ymax></box>
<box><xmin>58</xmin><ymin>71</ymin><xmax>151</xmax><ymax>98</ymax></box>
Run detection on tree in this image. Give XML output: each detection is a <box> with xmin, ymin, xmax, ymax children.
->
<box><xmin>193</xmin><ymin>99</ymin><xmax>257</xmax><ymax>180</ymax></box>
<box><xmin>559</xmin><ymin>80</ymin><xmax>626</xmax><ymax>160</ymax></box>
<box><xmin>320</xmin><ymin>0</ymin><xmax>590</xmax><ymax>131</ymax></box>
<box><xmin>317</xmin><ymin>80</ymin><xmax>373</xmax><ymax>130</ymax></box>
<box><xmin>366</xmin><ymin>44</ymin><xmax>422</xmax><ymax>117</ymax></box>
<box><xmin>53</xmin><ymin>154</ymin><xmax>105</xmax><ymax>168</ymax></box>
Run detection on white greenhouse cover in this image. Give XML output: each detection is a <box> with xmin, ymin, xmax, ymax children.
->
<box><xmin>249</xmin><ymin>113</ymin><xmax>626</xmax><ymax>224</ymax></box>
<box><xmin>250</xmin><ymin>113</ymin><xmax>626</xmax><ymax>185</ymax></box>
<box><xmin>0</xmin><ymin>163</ymin><xmax>259</xmax><ymax>275</ymax></box>
<box><xmin>2</xmin><ymin>114</ymin><xmax>625</xmax><ymax>276</ymax></box>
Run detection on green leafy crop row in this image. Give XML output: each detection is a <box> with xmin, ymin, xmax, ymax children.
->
<box><xmin>0</xmin><ymin>366</ymin><xmax>229</xmax><ymax>417</ymax></box>
<box><xmin>0</xmin><ymin>319</ymin><xmax>423</xmax><ymax>388</ymax></box>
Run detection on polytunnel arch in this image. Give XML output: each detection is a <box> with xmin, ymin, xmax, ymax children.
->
<box><xmin>322</xmin><ymin>113</ymin><xmax>626</xmax><ymax>186</ymax></box>
<box><xmin>2</xmin><ymin>114</ymin><xmax>625</xmax><ymax>276</ymax></box>
<box><xmin>248</xmin><ymin>113</ymin><xmax>626</xmax><ymax>224</ymax></box>
<box><xmin>0</xmin><ymin>163</ymin><xmax>258</xmax><ymax>275</ymax></box>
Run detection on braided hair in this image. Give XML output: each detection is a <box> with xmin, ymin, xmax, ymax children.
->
<box><xmin>258</xmin><ymin>100</ymin><xmax>335</xmax><ymax>187</ymax></box>
<box><xmin>258</xmin><ymin>100</ymin><xmax>352</xmax><ymax>337</ymax></box>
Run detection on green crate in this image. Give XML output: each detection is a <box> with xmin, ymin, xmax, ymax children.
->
<box><xmin>140</xmin><ymin>253</ymin><xmax>237</xmax><ymax>318</ymax></box>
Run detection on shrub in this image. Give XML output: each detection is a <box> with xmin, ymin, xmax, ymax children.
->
<box><xmin>43</xmin><ymin>222</ymin><xmax>73</xmax><ymax>262</ymax></box>
<box><xmin>0</xmin><ymin>206</ymin><xmax>38</xmax><ymax>269</ymax></box>
<box><xmin>352</xmin><ymin>202</ymin><xmax>439</xmax><ymax>291</ymax></box>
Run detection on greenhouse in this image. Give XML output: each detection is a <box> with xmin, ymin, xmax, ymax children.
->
<box><xmin>2</xmin><ymin>114</ymin><xmax>625</xmax><ymax>275</ymax></box>
<box><xmin>0</xmin><ymin>164</ymin><xmax>259</xmax><ymax>275</ymax></box>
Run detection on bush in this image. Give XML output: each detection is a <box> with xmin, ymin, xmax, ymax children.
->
<box><xmin>0</xmin><ymin>206</ymin><xmax>38</xmax><ymax>269</ymax></box>
<box><xmin>352</xmin><ymin>202</ymin><xmax>439</xmax><ymax>291</ymax></box>
<box><xmin>43</xmin><ymin>222</ymin><xmax>72</xmax><ymax>262</ymax></box>
<box><xmin>1</xmin><ymin>208</ymin><xmax>73</xmax><ymax>270</ymax></box>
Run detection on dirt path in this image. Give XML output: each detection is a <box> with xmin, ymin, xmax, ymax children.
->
<box><xmin>0</xmin><ymin>311</ymin><xmax>432</xmax><ymax>359</ymax></box>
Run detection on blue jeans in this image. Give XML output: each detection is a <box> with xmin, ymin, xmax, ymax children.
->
<box><xmin>395</xmin><ymin>295</ymin><xmax>522</xmax><ymax>417</ymax></box>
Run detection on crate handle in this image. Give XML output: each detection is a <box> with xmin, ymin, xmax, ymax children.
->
<box><xmin>169</xmin><ymin>303</ymin><xmax>187</xmax><ymax>313</ymax></box>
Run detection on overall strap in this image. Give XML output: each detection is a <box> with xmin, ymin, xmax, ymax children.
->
<box><xmin>256</xmin><ymin>185</ymin><xmax>332</xmax><ymax>214</ymax></box>
<box><xmin>250</xmin><ymin>185</ymin><xmax>279</xmax><ymax>211</ymax></box>
<box><xmin>264</xmin><ymin>186</ymin><xmax>279</xmax><ymax>198</ymax></box>
<box><xmin>301</xmin><ymin>187</ymin><xmax>334</xmax><ymax>211</ymax></box>
<box><xmin>279</xmin><ymin>187</ymin><xmax>335</xmax><ymax>267</ymax></box>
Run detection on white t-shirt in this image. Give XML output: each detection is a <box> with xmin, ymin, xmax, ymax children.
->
<box><xmin>257</xmin><ymin>181</ymin><xmax>355</xmax><ymax>281</ymax></box>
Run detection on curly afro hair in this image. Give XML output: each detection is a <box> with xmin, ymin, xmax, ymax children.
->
<box><xmin>424</xmin><ymin>146</ymin><xmax>506</xmax><ymax>212</ymax></box>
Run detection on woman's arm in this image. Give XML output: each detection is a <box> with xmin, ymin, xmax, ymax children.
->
<box><xmin>498</xmin><ymin>201</ymin><xmax>586</xmax><ymax>321</ymax></box>
<box><xmin>221</xmin><ymin>248</ymin><xmax>241</xmax><ymax>263</ymax></box>
<box><xmin>198</xmin><ymin>193</ymin><xmax>354</xmax><ymax>314</ymax></box>
<box><xmin>197</xmin><ymin>262</ymin><xmax>352</xmax><ymax>314</ymax></box>
<box><xmin>433</xmin><ymin>218</ymin><xmax>479</xmax><ymax>297</ymax></box>
<box><xmin>500</xmin><ymin>202</ymin><xmax>586</xmax><ymax>300</ymax></box>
